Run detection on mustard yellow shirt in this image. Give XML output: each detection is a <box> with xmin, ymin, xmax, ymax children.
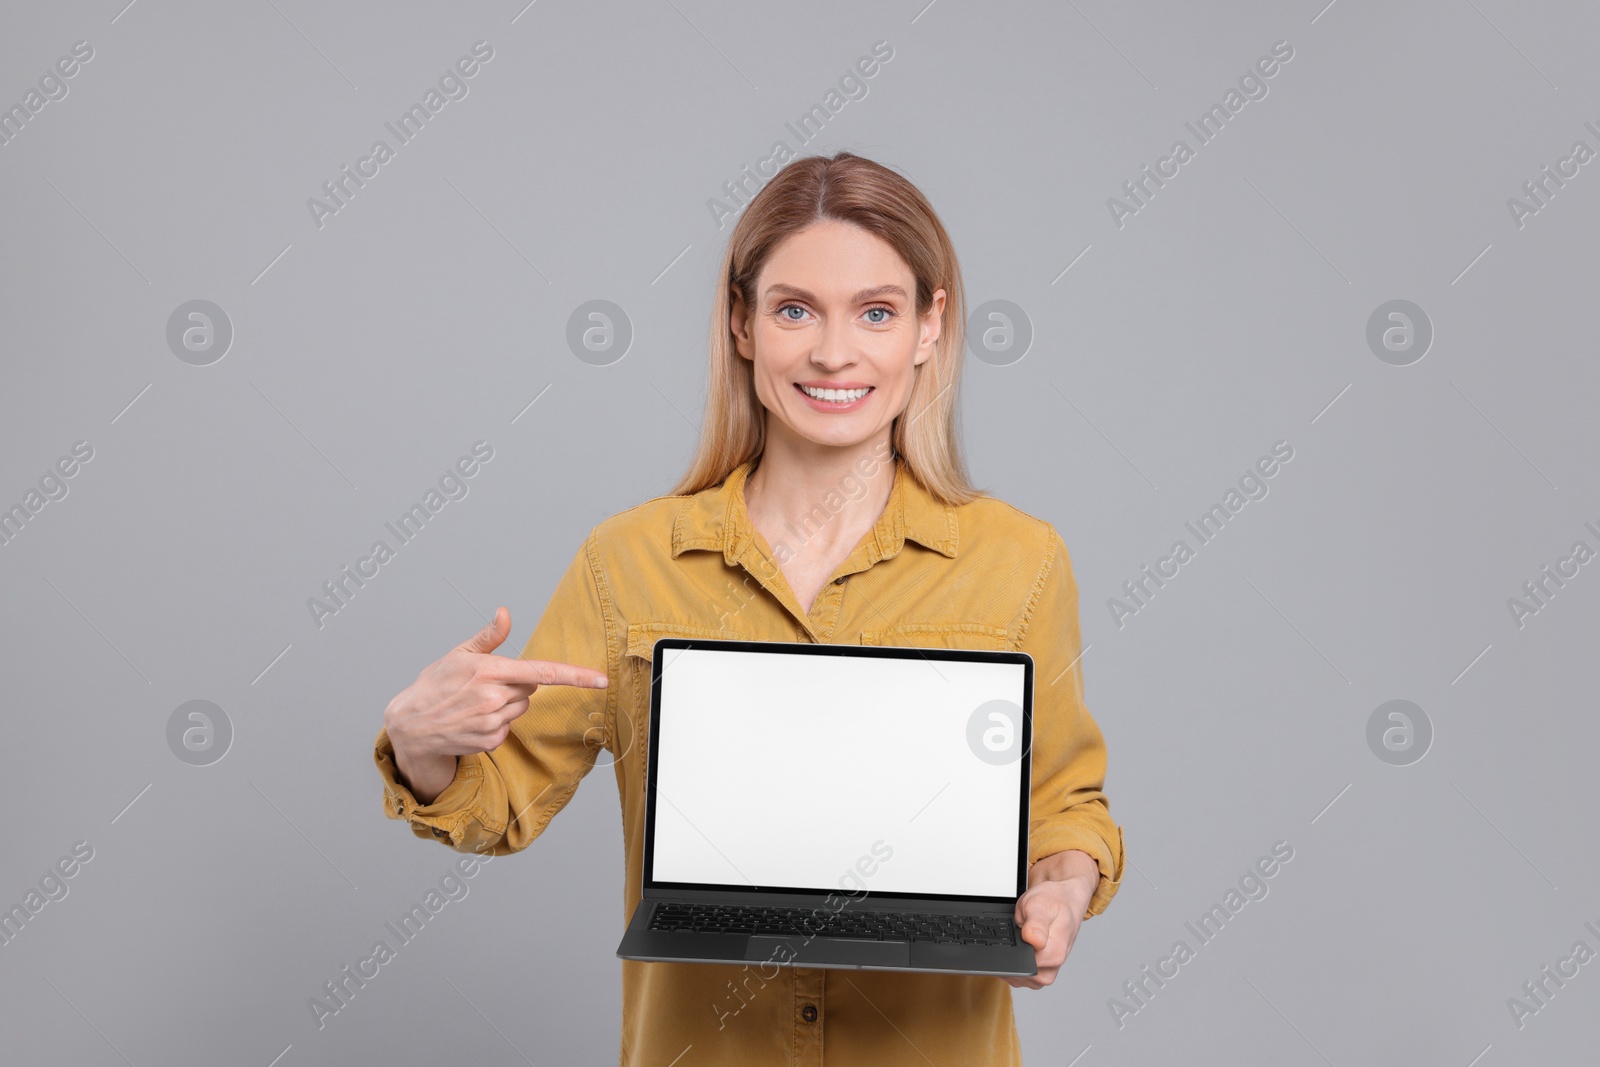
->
<box><xmin>373</xmin><ymin>454</ymin><xmax>1125</xmax><ymax>1066</ymax></box>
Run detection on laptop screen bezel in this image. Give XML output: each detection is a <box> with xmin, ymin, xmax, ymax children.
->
<box><xmin>640</xmin><ymin>636</ymin><xmax>1034</xmax><ymax>904</ymax></box>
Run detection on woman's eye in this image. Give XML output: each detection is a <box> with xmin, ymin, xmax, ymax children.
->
<box><xmin>864</xmin><ymin>307</ymin><xmax>892</xmax><ymax>324</ymax></box>
<box><xmin>778</xmin><ymin>304</ymin><xmax>808</xmax><ymax>321</ymax></box>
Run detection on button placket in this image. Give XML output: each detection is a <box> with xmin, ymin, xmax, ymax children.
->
<box><xmin>793</xmin><ymin>966</ymin><xmax>825</xmax><ymax>1064</ymax></box>
<box><xmin>807</xmin><ymin>577</ymin><xmax>845</xmax><ymax>639</ymax></box>
<box><xmin>732</xmin><ymin>541</ymin><xmax>818</xmax><ymax>642</ymax></box>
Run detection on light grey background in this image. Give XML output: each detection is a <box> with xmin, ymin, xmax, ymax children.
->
<box><xmin>2</xmin><ymin>1</ymin><xmax>1595</xmax><ymax>1064</ymax></box>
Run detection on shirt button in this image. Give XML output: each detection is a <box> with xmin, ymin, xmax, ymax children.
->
<box><xmin>801</xmin><ymin>1004</ymin><xmax>818</xmax><ymax>1022</ymax></box>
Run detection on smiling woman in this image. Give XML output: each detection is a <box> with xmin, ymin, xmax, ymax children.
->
<box><xmin>374</xmin><ymin>149</ymin><xmax>1125</xmax><ymax>1067</ymax></box>
<box><xmin>682</xmin><ymin>152</ymin><xmax>976</xmax><ymax>511</ymax></box>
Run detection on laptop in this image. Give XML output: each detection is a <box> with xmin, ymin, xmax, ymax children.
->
<box><xmin>615</xmin><ymin>636</ymin><xmax>1037</xmax><ymax>977</ymax></box>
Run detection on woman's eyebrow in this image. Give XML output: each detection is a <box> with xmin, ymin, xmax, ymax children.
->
<box><xmin>764</xmin><ymin>283</ymin><xmax>908</xmax><ymax>303</ymax></box>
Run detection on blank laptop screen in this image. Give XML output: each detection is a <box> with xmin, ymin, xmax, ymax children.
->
<box><xmin>648</xmin><ymin>644</ymin><xmax>1028</xmax><ymax>900</ymax></box>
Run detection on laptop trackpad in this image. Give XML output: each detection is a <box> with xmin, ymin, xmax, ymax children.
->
<box><xmin>745</xmin><ymin>936</ymin><xmax>911</xmax><ymax>967</ymax></box>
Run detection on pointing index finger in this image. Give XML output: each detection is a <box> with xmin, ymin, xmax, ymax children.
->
<box><xmin>495</xmin><ymin>656</ymin><xmax>609</xmax><ymax>689</ymax></box>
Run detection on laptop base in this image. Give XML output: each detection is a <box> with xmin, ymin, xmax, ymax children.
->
<box><xmin>616</xmin><ymin>899</ymin><xmax>1038</xmax><ymax>977</ymax></box>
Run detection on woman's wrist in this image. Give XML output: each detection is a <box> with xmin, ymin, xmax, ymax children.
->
<box><xmin>395</xmin><ymin>747</ymin><xmax>458</xmax><ymax>805</ymax></box>
<box><xmin>1030</xmin><ymin>849</ymin><xmax>1100</xmax><ymax>913</ymax></box>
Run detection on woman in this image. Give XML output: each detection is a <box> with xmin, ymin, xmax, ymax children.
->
<box><xmin>375</xmin><ymin>150</ymin><xmax>1125</xmax><ymax>1065</ymax></box>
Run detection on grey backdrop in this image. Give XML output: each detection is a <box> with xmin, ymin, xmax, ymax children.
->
<box><xmin>2</xmin><ymin>0</ymin><xmax>1596</xmax><ymax>1064</ymax></box>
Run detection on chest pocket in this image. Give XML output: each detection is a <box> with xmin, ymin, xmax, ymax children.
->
<box><xmin>860</xmin><ymin>622</ymin><xmax>1011</xmax><ymax>650</ymax></box>
<box><xmin>623</xmin><ymin>622</ymin><xmax>744</xmax><ymax>791</ymax></box>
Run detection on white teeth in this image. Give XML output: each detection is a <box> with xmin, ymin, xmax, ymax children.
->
<box><xmin>801</xmin><ymin>385</ymin><xmax>871</xmax><ymax>402</ymax></box>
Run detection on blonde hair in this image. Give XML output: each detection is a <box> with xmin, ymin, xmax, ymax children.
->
<box><xmin>669</xmin><ymin>150</ymin><xmax>983</xmax><ymax>506</ymax></box>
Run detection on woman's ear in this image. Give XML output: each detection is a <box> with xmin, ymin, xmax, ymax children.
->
<box><xmin>729</xmin><ymin>286</ymin><xmax>754</xmax><ymax>361</ymax></box>
<box><xmin>914</xmin><ymin>287</ymin><xmax>946</xmax><ymax>366</ymax></box>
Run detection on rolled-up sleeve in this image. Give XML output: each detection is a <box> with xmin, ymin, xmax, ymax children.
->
<box><xmin>1017</xmin><ymin>523</ymin><xmax>1125</xmax><ymax>918</ymax></box>
<box><xmin>373</xmin><ymin>528</ymin><xmax>618</xmax><ymax>857</ymax></box>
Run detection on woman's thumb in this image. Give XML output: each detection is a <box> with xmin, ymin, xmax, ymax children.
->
<box><xmin>460</xmin><ymin>606</ymin><xmax>510</xmax><ymax>653</ymax></box>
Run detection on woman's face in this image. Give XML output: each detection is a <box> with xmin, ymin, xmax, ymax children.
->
<box><xmin>731</xmin><ymin>219</ymin><xmax>945</xmax><ymax>455</ymax></box>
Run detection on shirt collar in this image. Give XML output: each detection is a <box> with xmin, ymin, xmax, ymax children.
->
<box><xmin>671</xmin><ymin>454</ymin><xmax>959</xmax><ymax>566</ymax></box>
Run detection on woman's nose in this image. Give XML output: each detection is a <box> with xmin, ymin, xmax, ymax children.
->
<box><xmin>809</xmin><ymin>319</ymin><xmax>860</xmax><ymax>369</ymax></box>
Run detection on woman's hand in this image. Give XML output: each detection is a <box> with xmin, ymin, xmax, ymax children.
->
<box><xmin>383</xmin><ymin>606</ymin><xmax>608</xmax><ymax>803</ymax></box>
<box><xmin>1005</xmin><ymin>849</ymin><xmax>1100</xmax><ymax>990</ymax></box>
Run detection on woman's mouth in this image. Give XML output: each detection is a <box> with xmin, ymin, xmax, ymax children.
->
<box><xmin>795</xmin><ymin>383</ymin><xmax>874</xmax><ymax>410</ymax></box>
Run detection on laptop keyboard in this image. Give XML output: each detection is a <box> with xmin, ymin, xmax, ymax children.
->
<box><xmin>648</xmin><ymin>902</ymin><xmax>1017</xmax><ymax>945</ymax></box>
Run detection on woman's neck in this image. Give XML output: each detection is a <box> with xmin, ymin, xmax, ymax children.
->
<box><xmin>743</xmin><ymin>439</ymin><xmax>897</xmax><ymax>555</ymax></box>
